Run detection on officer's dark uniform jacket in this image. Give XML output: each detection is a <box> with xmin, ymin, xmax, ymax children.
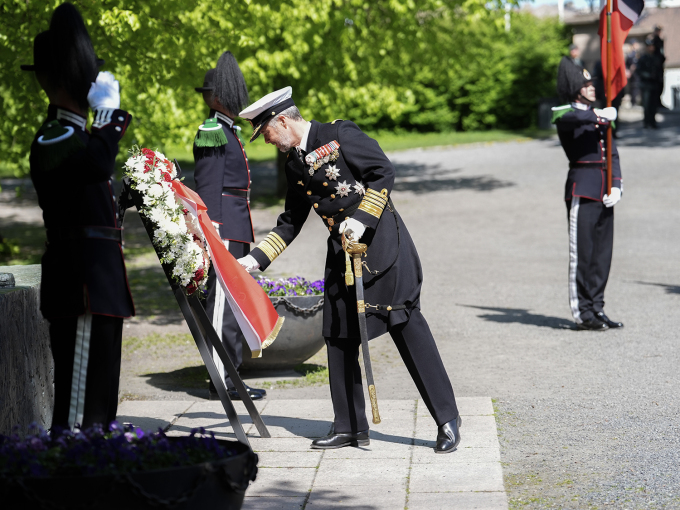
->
<box><xmin>193</xmin><ymin>110</ymin><xmax>254</xmax><ymax>243</ymax></box>
<box><xmin>553</xmin><ymin>104</ymin><xmax>622</xmax><ymax>201</ymax></box>
<box><xmin>250</xmin><ymin>120</ymin><xmax>422</xmax><ymax>340</ymax></box>
<box><xmin>30</xmin><ymin>105</ymin><xmax>134</xmax><ymax>319</ymax></box>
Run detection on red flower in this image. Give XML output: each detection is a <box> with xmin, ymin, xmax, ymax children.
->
<box><xmin>186</xmin><ymin>282</ymin><xmax>198</xmax><ymax>295</ymax></box>
<box><xmin>183</xmin><ymin>208</ymin><xmax>189</xmax><ymax>215</ymax></box>
<box><xmin>194</xmin><ymin>268</ymin><xmax>205</xmax><ymax>280</ymax></box>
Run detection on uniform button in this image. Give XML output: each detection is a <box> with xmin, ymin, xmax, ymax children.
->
<box><xmin>323</xmin><ymin>182</ymin><xmax>328</xmax><ymax>186</ymax></box>
<box><xmin>328</xmin><ymin>226</ymin><xmax>332</xmax><ymax>231</ymax></box>
<box><xmin>322</xmin><ymin>215</ymin><xmax>327</xmax><ymax>219</ymax></box>
<box><xmin>118</xmin><ymin>116</ymin><xmax>124</xmax><ymax>122</ymax></box>
<box><xmin>314</xmin><ymin>203</ymin><xmax>319</xmax><ymax>208</ymax></box>
<box><xmin>330</xmin><ymin>194</ymin><xmax>335</xmax><ymax>199</ymax></box>
<box><xmin>115</xmin><ymin>126</ymin><xmax>122</xmax><ymax>132</ymax></box>
<box><xmin>339</xmin><ymin>208</ymin><xmax>344</xmax><ymax>212</ymax></box>
<box><xmin>307</xmin><ymin>191</ymin><xmax>312</xmax><ymax>195</ymax></box>
<box><xmin>345</xmin><ymin>216</ymin><xmax>349</xmax><ymax>220</ymax></box>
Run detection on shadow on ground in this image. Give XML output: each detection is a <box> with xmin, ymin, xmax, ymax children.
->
<box><xmin>393</xmin><ymin>163</ymin><xmax>514</xmax><ymax>194</ymax></box>
<box><xmin>635</xmin><ymin>281</ymin><xmax>680</xmax><ymax>295</ymax></box>
<box><xmin>460</xmin><ymin>305</ymin><xmax>575</xmax><ymax>330</ymax></box>
<box><xmin>141</xmin><ymin>365</ymin><xmax>210</xmax><ymax>399</ymax></box>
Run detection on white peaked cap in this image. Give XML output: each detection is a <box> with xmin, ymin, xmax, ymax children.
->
<box><xmin>239</xmin><ymin>86</ymin><xmax>295</xmax><ymax>142</ymax></box>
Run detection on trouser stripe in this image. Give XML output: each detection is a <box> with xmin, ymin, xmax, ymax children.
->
<box><xmin>212</xmin><ymin>239</ymin><xmax>229</xmax><ymax>380</ymax></box>
<box><xmin>568</xmin><ymin>197</ymin><xmax>582</xmax><ymax>324</ymax></box>
<box><xmin>68</xmin><ymin>312</ymin><xmax>92</xmax><ymax>429</ymax></box>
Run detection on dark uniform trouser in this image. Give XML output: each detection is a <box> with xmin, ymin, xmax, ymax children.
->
<box><xmin>566</xmin><ymin>197</ymin><xmax>614</xmax><ymax>323</ymax></box>
<box><xmin>641</xmin><ymin>85</ymin><xmax>659</xmax><ymax>127</ymax></box>
<box><xmin>49</xmin><ymin>315</ymin><xmax>123</xmax><ymax>429</ymax></box>
<box><xmin>326</xmin><ymin>309</ymin><xmax>459</xmax><ymax>433</ymax></box>
<box><xmin>205</xmin><ymin>240</ymin><xmax>249</xmax><ymax>389</ymax></box>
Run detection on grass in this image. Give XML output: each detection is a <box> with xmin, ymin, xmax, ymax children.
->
<box><xmin>162</xmin><ymin>128</ymin><xmax>554</xmax><ymax>168</ymax></box>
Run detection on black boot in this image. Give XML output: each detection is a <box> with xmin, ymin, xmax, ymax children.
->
<box><xmin>596</xmin><ymin>312</ymin><xmax>623</xmax><ymax>329</ymax></box>
<box><xmin>310</xmin><ymin>429</ymin><xmax>370</xmax><ymax>449</ymax></box>
<box><xmin>434</xmin><ymin>415</ymin><xmax>462</xmax><ymax>454</ymax></box>
<box><xmin>576</xmin><ymin>317</ymin><xmax>609</xmax><ymax>331</ymax></box>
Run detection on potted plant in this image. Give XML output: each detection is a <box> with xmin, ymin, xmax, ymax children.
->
<box><xmin>0</xmin><ymin>422</ymin><xmax>257</xmax><ymax>510</ymax></box>
<box><xmin>241</xmin><ymin>277</ymin><xmax>325</xmax><ymax>370</ymax></box>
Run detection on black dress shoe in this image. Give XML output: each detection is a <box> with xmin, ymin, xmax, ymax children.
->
<box><xmin>576</xmin><ymin>317</ymin><xmax>609</xmax><ymax>331</ymax></box>
<box><xmin>310</xmin><ymin>430</ymin><xmax>370</xmax><ymax>449</ymax></box>
<box><xmin>209</xmin><ymin>382</ymin><xmax>265</xmax><ymax>401</ymax></box>
<box><xmin>435</xmin><ymin>415</ymin><xmax>462</xmax><ymax>454</ymax></box>
<box><xmin>596</xmin><ymin>312</ymin><xmax>623</xmax><ymax>328</ymax></box>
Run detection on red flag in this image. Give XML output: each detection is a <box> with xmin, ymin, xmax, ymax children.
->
<box><xmin>598</xmin><ymin>0</ymin><xmax>644</xmax><ymax>100</ymax></box>
<box><xmin>171</xmin><ymin>180</ymin><xmax>284</xmax><ymax>358</ymax></box>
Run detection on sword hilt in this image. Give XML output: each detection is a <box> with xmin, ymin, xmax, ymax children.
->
<box><xmin>345</xmin><ymin>251</ymin><xmax>354</xmax><ymax>286</ymax></box>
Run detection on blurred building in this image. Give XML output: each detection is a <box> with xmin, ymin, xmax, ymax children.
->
<box><xmin>522</xmin><ymin>2</ymin><xmax>680</xmax><ymax>109</ymax></box>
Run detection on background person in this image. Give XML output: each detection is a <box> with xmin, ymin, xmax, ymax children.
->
<box><xmin>553</xmin><ymin>57</ymin><xmax>624</xmax><ymax>332</ymax></box>
<box><xmin>24</xmin><ymin>2</ymin><xmax>134</xmax><ymax>430</ymax></box>
<box><xmin>193</xmin><ymin>52</ymin><xmax>266</xmax><ymax>401</ymax></box>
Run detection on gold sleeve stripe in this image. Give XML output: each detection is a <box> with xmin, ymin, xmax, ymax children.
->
<box><xmin>257</xmin><ymin>232</ymin><xmax>288</xmax><ymax>262</ymax></box>
<box><xmin>358</xmin><ymin>188</ymin><xmax>389</xmax><ymax>219</ymax></box>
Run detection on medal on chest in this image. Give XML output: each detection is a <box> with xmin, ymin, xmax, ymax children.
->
<box><xmin>305</xmin><ymin>140</ymin><xmax>340</xmax><ymax>176</ymax></box>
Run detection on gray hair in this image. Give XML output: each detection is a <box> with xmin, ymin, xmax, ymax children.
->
<box><xmin>271</xmin><ymin>105</ymin><xmax>304</xmax><ymax>126</ymax></box>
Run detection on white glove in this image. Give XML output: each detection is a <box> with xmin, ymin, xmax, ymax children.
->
<box><xmin>594</xmin><ymin>107</ymin><xmax>617</xmax><ymax>121</ymax></box>
<box><xmin>602</xmin><ymin>187</ymin><xmax>621</xmax><ymax>208</ymax></box>
<box><xmin>87</xmin><ymin>71</ymin><xmax>120</xmax><ymax>110</ymax></box>
<box><xmin>339</xmin><ymin>218</ymin><xmax>366</xmax><ymax>242</ymax></box>
<box><xmin>237</xmin><ymin>254</ymin><xmax>260</xmax><ymax>272</ymax></box>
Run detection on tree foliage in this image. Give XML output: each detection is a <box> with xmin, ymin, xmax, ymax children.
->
<box><xmin>0</xmin><ymin>0</ymin><xmax>568</xmax><ymax>178</ymax></box>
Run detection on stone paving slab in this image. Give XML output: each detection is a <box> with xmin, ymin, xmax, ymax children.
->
<box><xmin>116</xmin><ymin>397</ymin><xmax>506</xmax><ymax>509</ymax></box>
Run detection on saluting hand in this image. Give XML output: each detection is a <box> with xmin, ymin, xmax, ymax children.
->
<box><xmin>87</xmin><ymin>71</ymin><xmax>120</xmax><ymax>110</ymax></box>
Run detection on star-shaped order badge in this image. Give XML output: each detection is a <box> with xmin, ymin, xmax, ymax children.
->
<box><xmin>325</xmin><ymin>164</ymin><xmax>340</xmax><ymax>181</ymax></box>
<box><xmin>353</xmin><ymin>182</ymin><xmax>366</xmax><ymax>196</ymax></box>
<box><xmin>335</xmin><ymin>180</ymin><xmax>351</xmax><ymax>198</ymax></box>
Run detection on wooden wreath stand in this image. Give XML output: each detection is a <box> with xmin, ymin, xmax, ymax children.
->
<box><xmin>118</xmin><ymin>176</ymin><xmax>270</xmax><ymax>447</ymax></box>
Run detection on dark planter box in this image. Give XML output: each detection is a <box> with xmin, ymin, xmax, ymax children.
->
<box><xmin>0</xmin><ymin>438</ymin><xmax>257</xmax><ymax>510</ymax></box>
<box><xmin>242</xmin><ymin>295</ymin><xmax>325</xmax><ymax>370</ymax></box>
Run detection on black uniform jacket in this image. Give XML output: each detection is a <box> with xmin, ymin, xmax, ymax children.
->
<box><xmin>250</xmin><ymin>120</ymin><xmax>423</xmax><ymax>340</ymax></box>
<box><xmin>29</xmin><ymin>105</ymin><xmax>134</xmax><ymax>320</ymax></box>
<box><xmin>193</xmin><ymin>110</ymin><xmax>254</xmax><ymax>243</ymax></box>
<box><xmin>553</xmin><ymin>105</ymin><xmax>622</xmax><ymax>201</ymax></box>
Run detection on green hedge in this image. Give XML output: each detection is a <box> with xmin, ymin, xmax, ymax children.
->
<box><xmin>0</xmin><ymin>0</ymin><xmax>567</xmax><ymax>178</ymax></box>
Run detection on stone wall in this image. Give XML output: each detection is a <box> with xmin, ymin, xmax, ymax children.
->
<box><xmin>0</xmin><ymin>265</ymin><xmax>53</xmax><ymax>435</ymax></box>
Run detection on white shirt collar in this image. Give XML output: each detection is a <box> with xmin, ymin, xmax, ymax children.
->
<box><xmin>213</xmin><ymin>111</ymin><xmax>234</xmax><ymax>128</ymax></box>
<box><xmin>571</xmin><ymin>102</ymin><xmax>590</xmax><ymax>111</ymax></box>
<box><xmin>299</xmin><ymin>121</ymin><xmax>312</xmax><ymax>152</ymax></box>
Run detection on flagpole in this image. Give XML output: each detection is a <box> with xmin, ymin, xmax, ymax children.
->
<box><xmin>605</xmin><ymin>0</ymin><xmax>613</xmax><ymax>195</ymax></box>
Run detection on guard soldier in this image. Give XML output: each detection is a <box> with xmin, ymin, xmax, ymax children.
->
<box><xmin>237</xmin><ymin>87</ymin><xmax>462</xmax><ymax>453</ymax></box>
<box><xmin>637</xmin><ymin>38</ymin><xmax>664</xmax><ymax>129</ymax></box>
<box><xmin>552</xmin><ymin>57</ymin><xmax>624</xmax><ymax>331</ymax></box>
<box><xmin>193</xmin><ymin>52</ymin><xmax>266</xmax><ymax>401</ymax></box>
<box><xmin>23</xmin><ymin>3</ymin><xmax>134</xmax><ymax>429</ymax></box>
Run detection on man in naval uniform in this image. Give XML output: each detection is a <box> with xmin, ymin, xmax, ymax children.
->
<box><xmin>552</xmin><ymin>56</ymin><xmax>624</xmax><ymax>331</ymax></box>
<box><xmin>236</xmin><ymin>87</ymin><xmax>462</xmax><ymax>453</ymax></box>
<box><xmin>193</xmin><ymin>51</ymin><xmax>265</xmax><ymax>401</ymax></box>
<box><xmin>23</xmin><ymin>3</ymin><xmax>134</xmax><ymax>430</ymax></box>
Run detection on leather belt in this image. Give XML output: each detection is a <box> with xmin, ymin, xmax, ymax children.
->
<box><xmin>222</xmin><ymin>187</ymin><xmax>250</xmax><ymax>201</ymax></box>
<box><xmin>46</xmin><ymin>226</ymin><xmax>122</xmax><ymax>244</ymax></box>
<box><xmin>569</xmin><ymin>162</ymin><xmax>603</xmax><ymax>169</ymax></box>
<box><xmin>326</xmin><ymin>201</ymin><xmax>361</xmax><ymax>227</ymax></box>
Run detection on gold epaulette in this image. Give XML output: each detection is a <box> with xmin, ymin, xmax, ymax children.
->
<box><xmin>358</xmin><ymin>188</ymin><xmax>389</xmax><ymax>219</ymax></box>
<box><xmin>257</xmin><ymin>232</ymin><xmax>287</xmax><ymax>262</ymax></box>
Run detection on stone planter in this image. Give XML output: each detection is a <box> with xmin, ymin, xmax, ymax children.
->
<box><xmin>0</xmin><ymin>438</ymin><xmax>257</xmax><ymax>510</ymax></box>
<box><xmin>242</xmin><ymin>295</ymin><xmax>325</xmax><ymax>370</ymax></box>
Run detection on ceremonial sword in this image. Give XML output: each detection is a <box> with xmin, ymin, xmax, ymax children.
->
<box><xmin>342</xmin><ymin>231</ymin><xmax>381</xmax><ymax>425</ymax></box>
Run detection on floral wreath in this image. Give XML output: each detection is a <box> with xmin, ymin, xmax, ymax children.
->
<box><xmin>123</xmin><ymin>147</ymin><xmax>209</xmax><ymax>295</ymax></box>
